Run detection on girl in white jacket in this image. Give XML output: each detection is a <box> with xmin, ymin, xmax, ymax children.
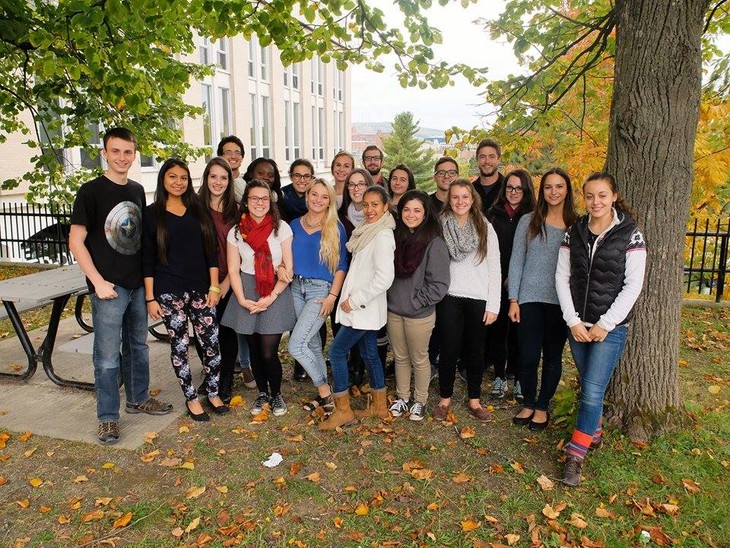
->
<box><xmin>320</xmin><ymin>185</ymin><xmax>395</xmax><ymax>430</ymax></box>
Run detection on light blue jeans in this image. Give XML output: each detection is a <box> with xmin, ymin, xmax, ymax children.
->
<box><xmin>329</xmin><ymin>326</ymin><xmax>384</xmax><ymax>394</ymax></box>
<box><xmin>568</xmin><ymin>324</ymin><xmax>629</xmax><ymax>436</ymax></box>
<box><xmin>288</xmin><ymin>277</ymin><xmax>331</xmax><ymax>387</ymax></box>
<box><xmin>90</xmin><ymin>287</ymin><xmax>150</xmax><ymax>422</ymax></box>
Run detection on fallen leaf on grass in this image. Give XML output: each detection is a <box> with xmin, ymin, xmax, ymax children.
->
<box><xmin>81</xmin><ymin>509</ymin><xmax>105</xmax><ymax>523</ymax></box>
<box><xmin>660</xmin><ymin>503</ymin><xmax>679</xmax><ymax>516</ymax></box>
<box><xmin>0</xmin><ymin>476</ymin><xmax>7</xmax><ymax>486</ymax></box>
<box><xmin>143</xmin><ymin>431</ymin><xmax>158</xmax><ymax>444</ymax></box>
<box><xmin>644</xmin><ymin>526</ymin><xmax>676</xmax><ymax>546</ymax></box>
<box><xmin>305</xmin><ymin>472</ymin><xmax>321</xmax><ymax>483</ymax></box>
<box><xmin>18</xmin><ymin>431</ymin><xmax>32</xmax><ymax>442</ymax></box>
<box><xmin>354</xmin><ymin>503</ymin><xmax>369</xmax><ymax>516</ymax></box>
<box><xmin>273</xmin><ymin>503</ymin><xmax>291</xmax><ymax>516</ymax></box>
<box><xmin>402</xmin><ymin>460</ymin><xmax>425</xmax><ymax>471</ymax></box>
<box><xmin>140</xmin><ymin>450</ymin><xmax>160</xmax><ymax>463</ymax></box>
<box><xmin>489</xmin><ymin>463</ymin><xmax>505</xmax><ymax>474</ymax></box>
<box><xmin>566</xmin><ymin>513</ymin><xmax>588</xmax><ymax>529</ymax></box>
<box><xmin>184</xmin><ymin>517</ymin><xmax>200</xmax><ymax>533</ymax></box>
<box><xmin>171</xmin><ymin>527</ymin><xmax>184</xmax><ymax>538</ymax></box>
<box><xmin>682</xmin><ymin>478</ymin><xmax>701</xmax><ymax>493</ymax></box>
<box><xmin>536</xmin><ymin>475</ymin><xmax>554</xmax><ymax>491</ymax></box>
<box><xmin>229</xmin><ymin>395</ymin><xmax>244</xmax><ymax>407</ymax></box>
<box><xmin>452</xmin><ymin>472</ymin><xmax>472</xmax><ymax>484</ymax></box>
<box><xmin>100</xmin><ymin>462</ymin><xmax>115</xmax><ymax>470</ymax></box>
<box><xmin>410</xmin><ymin>468</ymin><xmax>434</xmax><ymax>480</ymax></box>
<box><xmin>286</xmin><ymin>434</ymin><xmax>304</xmax><ymax>442</ymax></box>
<box><xmin>289</xmin><ymin>463</ymin><xmax>302</xmax><ymax>476</ymax></box>
<box><xmin>542</xmin><ymin>504</ymin><xmax>562</xmax><ymax>520</ymax></box>
<box><xmin>510</xmin><ymin>461</ymin><xmax>526</xmax><ymax>474</ymax></box>
<box><xmin>505</xmin><ymin>533</ymin><xmax>520</xmax><ymax>545</ymax></box>
<box><xmin>28</xmin><ymin>478</ymin><xmax>42</xmax><ymax>488</ymax></box>
<box><xmin>708</xmin><ymin>385</ymin><xmax>722</xmax><ymax>394</ymax></box>
<box><xmin>113</xmin><ymin>512</ymin><xmax>132</xmax><ymax>528</ymax></box>
<box><xmin>459</xmin><ymin>426</ymin><xmax>476</xmax><ymax>439</ymax></box>
<box><xmin>95</xmin><ymin>497</ymin><xmax>112</xmax><ymax>507</ymax></box>
<box><xmin>23</xmin><ymin>448</ymin><xmax>36</xmax><ymax>458</ymax></box>
<box><xmin>57</xmin><ymin>515</ymin><xmax>70</xmax><ymax>524</ymax></box>
<box><xmin>16</xmin><ymin>499</ymin><xmax>30</xmax><ymax>508</ymax></box>
<box><xmin>426</xmin><ymin>502</ymin><xmax>439</xmax><ymax>510</ymax></box>
<box><xmin>178</xmin><ymin>426</ymin><xmax>189</xmax><ymax>434</ymax></box>
<box><xmin>595</xmin><ymin>506</ymin><xmax>616</xmax><ymax>519</ymax></box>
<box><xmin>325</xmin><ymin>461</ymin><xmax>337</xmax><ymax>470</ymax></box>
<box><xmin>460</xmin><ymin>518</ymin><xmax>481</xmax><ymax>532</ymax></box>
<box><xmin>215</xmin><ymin>485</ymin><xmax>228</xmax><ymax>494</ymax></box>
<box><xmin>179</xmin><ymin>461</ymin><xmax>195</xmax><ymax>470</ymax></box>
<box><xmin>333</xmin><ymin>516</ymin><xmax>344</xmax><ymax>528</ymax></box>
<box><xmin>444</xmin><ymin>410</ymin><xmax>459</xmax><ymax>424</ymax></box>
<box><xmin>159</xmin><ymin>457</ymin><xmax>182</xmax><ymax>468</ymax></box>
<box><xmin>186</xmin><ymin>486</ymin><xmax>206</xmax><ymax>499</ymax></box>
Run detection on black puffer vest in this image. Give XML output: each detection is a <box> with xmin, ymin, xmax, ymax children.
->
<box><xmin>567</xmin><ymin>211</ymin><xmax>638</xmax><ymax>325</ymax></box>
<box><xmin>487</xmin><ymin>202</ymin><xmax>528</xmax><ymax>284</ymax></box>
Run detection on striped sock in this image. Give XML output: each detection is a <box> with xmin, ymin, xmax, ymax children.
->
<box><xmin>565</xmin><ymin>430</ymin><xmax>592</xmax><ymax>460</ymax></box>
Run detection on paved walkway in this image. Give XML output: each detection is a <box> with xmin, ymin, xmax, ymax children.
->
<box><xmin>0</xmin><ymin>317</ymin><xmax>187</xmax><ymax>450</ymax></box>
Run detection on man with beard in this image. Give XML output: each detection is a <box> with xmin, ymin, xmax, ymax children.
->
<box><xmin>362</xmin><ymin>145</ymin><xmax>387</xmax><ymax>187</ymax></box>
<box><xmin>472</xmin><ymin>139</ymin><xmax>505</xmax><ymax>215</ymax></box>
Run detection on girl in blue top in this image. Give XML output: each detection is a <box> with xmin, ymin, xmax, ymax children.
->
<box><xmin>287</xmin><ymin>179</ymin><xmax>348</xmax><ymax>415</ymax></box>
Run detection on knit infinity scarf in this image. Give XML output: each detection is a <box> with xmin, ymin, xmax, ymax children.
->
<box><xmin>346</xmin><ymin>211</ymin><xmax>395</xmax><ymax>255</ymax></box>
<box><xmin>239</xmin><ymin>212</ymin><xmax>275</xmax><ymax>296</ymax></box>
<box><xmin>441</xmin><ymin>213</ymin><xmax>478</xmax><ymax>262</ymax></box>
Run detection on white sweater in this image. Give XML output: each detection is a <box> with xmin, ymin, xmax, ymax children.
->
<box><xmin>336</xmin><ymin>229</ymin><xmax>395</xmax><ymax>330</ymax></box>
<box><xmin>447</xmin><ymin>222</ymin><xmax>501</xmax><ymax>314</ymax></box>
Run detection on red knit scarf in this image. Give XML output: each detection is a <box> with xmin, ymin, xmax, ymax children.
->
<box><xmin>239</xmin><ymin>213</ymin><xmax>275</xmax><ymax>296</ymax></box>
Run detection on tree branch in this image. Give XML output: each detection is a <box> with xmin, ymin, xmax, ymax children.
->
<box><xmin>703</xmin><ymin>0</ymin><xmax>727</xmax><ymax>33</ymax></box>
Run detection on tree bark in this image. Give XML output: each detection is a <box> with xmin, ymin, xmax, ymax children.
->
<box><xmin>604</xmin><ymin>0</ymin><xmax>711</xmax><ymax>440</ymax></box>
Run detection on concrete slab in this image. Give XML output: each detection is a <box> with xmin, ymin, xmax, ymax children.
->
<box><xmin>0</xmin><ymin>317</ymin><xmax>191</xmax><ymax>450</ymax></box>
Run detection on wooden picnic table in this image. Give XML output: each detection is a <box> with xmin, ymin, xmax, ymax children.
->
<box><xmin>0</xmin><ymin>264</ymin><xmax>94</xmax><ymax>390</ymax></box>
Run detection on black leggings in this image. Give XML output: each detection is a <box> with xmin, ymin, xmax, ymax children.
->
<box><xmin>246</xmin><ymin>332</ymin><xmax>284</xmax><ymax>397</ymax></box>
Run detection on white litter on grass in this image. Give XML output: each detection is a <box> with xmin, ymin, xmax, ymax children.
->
<box><xmin>262</xmin><ymin>452</ymin><xmax>283</xmax><ymax>468</ymax></box>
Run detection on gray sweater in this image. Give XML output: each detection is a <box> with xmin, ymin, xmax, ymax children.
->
<box><xmin>508</xmin><ymin>213</ymin><xmax>565</xmax><ymax>305</ymax></box>
<box><xmin>387</xmin><ymin>237</ymin><xmax>450</xmax><ymax>318</ymax></box>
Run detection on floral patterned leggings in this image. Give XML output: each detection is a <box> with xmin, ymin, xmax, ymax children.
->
<box><xmin>159</xmin><ymin>291</ymin><xmax>221</xmax><ymax>402</ymax></box>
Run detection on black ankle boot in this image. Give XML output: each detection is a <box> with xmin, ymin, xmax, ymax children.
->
<box><xmin>293</xmin><ymin>361</ymin><xmax>308</xmax><ymax>382</ymax></box>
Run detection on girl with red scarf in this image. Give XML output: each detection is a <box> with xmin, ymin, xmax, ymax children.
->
<box><xmin>221</xmin><ymin>180</ymin><xmax>295</xmax><ymax>417</ymax></box>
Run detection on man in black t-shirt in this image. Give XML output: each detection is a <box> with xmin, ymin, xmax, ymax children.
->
<box><xmin>472</xmin><ymin>138</ymin><xmax>505</xmax><ymax>215</ymax></box>
<box><xmin>69</xmin><ymin>127</ymin><xmax>171</xmax><ymax>445</ymax></box>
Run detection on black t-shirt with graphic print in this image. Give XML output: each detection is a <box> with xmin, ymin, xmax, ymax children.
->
<box><xmin>70</xmin><ymin>175</ymin><xmax>146</xmax><ymax>292</ymax></box>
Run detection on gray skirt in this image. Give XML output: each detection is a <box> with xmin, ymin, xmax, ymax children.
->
<box><xmin>221</xmin><ymin>272</ymin><xmax>296</xmax><ymax>335</ymax></box>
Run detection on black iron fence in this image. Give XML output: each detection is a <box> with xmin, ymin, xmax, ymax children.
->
<box><xmin>0</xmin><ymin>203</ymin><xmax>728</xmax><ymax>302</ymax></box>
<box><xmin>684</xmin><ymin>218</ymin><xmax>729</xmax><ymax>302</ymax></box>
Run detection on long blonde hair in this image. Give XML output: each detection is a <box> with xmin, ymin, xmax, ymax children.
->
<box><xmin>307</xmin><ymin>179</ymin><xmax>341</xmax><ymax>274</ymax></box>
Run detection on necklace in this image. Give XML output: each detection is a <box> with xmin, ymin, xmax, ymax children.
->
<box><xmin>302</xmin><ymin>214</ymin><xmax>323</xmax><ymax>229</ymax></box>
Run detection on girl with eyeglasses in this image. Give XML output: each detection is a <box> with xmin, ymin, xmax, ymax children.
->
<box><xmin>221</xmin><ymin>180</ymin><xmax>296</xmax><ymax>418</ymax></box>
<box><xmin>142</xmin><ymin>159</ymin><xmax>227</xmax><ymax>421</ymax></box>
<box><xmin>282</xmin><ymin>159</ymin><xmax>315</xmax><ymax>222</ymax></box>
<box><xmin>509</xmin><ymin>168</ymin><xmax>577</xmax><ymax>432</ymax></box>
<box><xmin>485</xmin><ymin>169</ymin><xmax>536</xmax><ymax>401</ymax></box>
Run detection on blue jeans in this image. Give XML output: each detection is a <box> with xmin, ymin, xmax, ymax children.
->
<box><xmin>569</xmin><ymin>325</ymin><xmax>629</xmax><ymax>436</ymax></box>
<box><xmin>329</xmin><ymin>326</ymin><xmax>384</xmax><ymax>394</ymax></box>
<box><xmin>288</xmin><ymin>277</ymin><xmax>330</xmax><ymax>387</ymax></box>
<box><xmin>90</xmin><ymin>287</ymin><xmax>150</xmax><ymax>422</ymax></box>
<box><xmin>237</xmin><ymin>334</ymin><xmax>251</xmax><ymax>368</ymax></box>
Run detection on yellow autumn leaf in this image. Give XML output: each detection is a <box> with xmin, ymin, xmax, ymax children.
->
<box><xmin>215</xmin><ymin>485</ymin><xmax>229</xmax><ymax>493</ymax></box>
<box><xmin>459</xmin><ymin>426</ymin><xmax>476</xmax><ymax>439</ymax></box>
<box><xmin>16</xmin><ymin>499</ymin><xmax>30</xmax><ymax>508</ymax></box>
<box><xmin>273</xmin><ymin>503</ymin><xmax>291</xmax><ymax>516</ymax></box>
<box><xmin>305</xmin><ymin>472</ymin><xmax>321</xmax><ymax>483</ymax></box>
<box><xmin>19</xmin><ymin>431</ymin><xmax>32</xmax><ymax>442</ymax></box>
<box><xmin>286</xmin><ymin>434</ymin><xmax>304</xmax><ymax>442</ymax></box>
<box><xmin>57</xmin><ymin>514</ymin><xmax>70</xmax><ymax>524</ymax></box>
<box><xmin>229</xmin><ymin>395</ymin><xmax>244</xmax><ymax>407</ymax></box>
<box><xmin>542</xmin><ymin>504</ymin><xmax>561</xmax><ymax>519</ymax></box>
<box><xmin>171</xmin><ymin>526</ymin><xmax>184</xmax><ymax>538</ymax></box>
<box><xmin>39</xmin><ymin>505</ymin><xmax>51</xmax><ymax>513</ymax></box>
<box><xmin>186</xmin><ymin>485</ymin><xmax>206</xmax><ymax>499</ymax></box>
<box><xmin>460</xmin><ymin>518</ymin><xmax>481</xmax><ymax>532</ymax></box>
<box><xmin>354</xmin><ymin>503</ymin><xmax>369</xmax><ymax>515</ymax></box>
<box><xmin>0</xmin><ymin>431</ymin><xmax>10</xmax><ymax>448</ymax></box>
<box><xmin>184</xmin><ymin>516</ymin><xmax>200</xmax><ymax>533</ymax></box>
<box><xmin>661</xmin><ymin>503</ymin><xmax>680</xmax><ymax>516</ymax></box>
<box><xmin>452</xmin><ymin>472</ymin><xmax>472</xmax><ymax>483</ymax></box>
<box><xmin>28</xmin><ymin>478</ymin><xmax>43</xmax><ymax>488</ymax></box>
<box><xmin>23</xmin><ymin>447</ymin><xmax>37</xmax><ymax>458</ymax></box>
<box><xmin>682</xmin><ymin>478</ymin><xmax>701</xmax><ymax>493</ymax></box>
<box><xmin>333</xmin><ymin>516</ymin><xmax>344</xmax><ymax>528</ymax></box>
<box><xmin>566</xmin><ymin>512</ymin><xmax>588</xmax><ymax>529</ymax></box>
<box><xmin>426</xmin><ymin>502</ymin><xmax>439</xmax><ymax>510</ymax></box>
<box><xmin>100</xmin><ymin>462</ymin><xmax>115</xmax><ymax>470</ymax></box>
<box><xmin>505</xmin><ymin>533</ymin><xmax>521</xmax><ymax>545</ymax></box>
<box><xmin>325</xmin><ymin>461</ymin><xmax>338</xmax><ymax>470</ymax></box>
<box><xmin>179</xmin><ymin>461</ymin><xmax>195</xmax><ymax>470</ymax></box>
<box><xmin>595</xmin><ymin>506</ymin><xmax>616</xmax><ymax>518</ymax></box>
<box><xmin>0</xmin><ymin>476</ymin><xmax>7</xmax><ymax>486</ymax></box>
<box><xmin>113</xmin><ymin>512</ymin><xmax>133</xmax><ymax>528</ymax></box>
<box><xmin>178</xmin><ymin>426</ymin><xmax>190</xmax><ymax>434</ymax></box>
<box><xmin>536</xmin><ymin>474</ymin><xmax>555</xmax><ymax>490</ymax></box>
<box><xmin>510</xmin><ymin>461</ymin><xmax>526</xmax><ymax>474</ymax></box>
<box><xmin>143</xmin><ymin>431</ymin><xmax>158</xmax><ymax>443</ymax></box>
<box><xmin>141</xmin><ymin>450</ymin><xmax>160</xmax><ymax>463</ymax></box>
<box><xmin>81</xmin><ymin>509</ymin><xmax>105</xmax><ymax>523</ymax></box>
<box><xmin>708</xmin><ymin>385</ymin><xmax>722</xmax><ymax>394</ymax></box>
<box><xmin>411</xmin><ymin>468</ymin><xmax>434</xmax><ymax>480</ymax></box>
<box><xmin>95</xmin><ymin>497</ymin><xmax>112</xmax><ymax>506</ymax></box>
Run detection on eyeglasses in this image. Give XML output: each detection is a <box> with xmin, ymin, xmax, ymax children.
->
<box><xmin>363</xmin><ymin>155</ymin><xmax>382</xmax><ymax>162</ymax></box>
<box><xmin>506</xmin><ymin>185</ymin><xmax>524</xmax><ymax>194</ymax></box>
<box><xmin>223</xmin><ymin>150</ymin><xmax>243</xmax><ymax>157</ymax></box>
<box><xmin>248</xmin><ymin>195</ymin><xmax>270</xmax><ymax>203</ymax></box>
<box><xmin>435</xmin><ymin>169</ymin><xmax>458</xmax><ymax>177</ymax></box>
<box><xmin>291</xmin><ymin>173</ymin><xmax>313</xmax><ymax>181</ymax></box>
<box><xmin>348</xmin><ymin>182</ymin><xmax>367</xmax><ymax>189</ymax></box>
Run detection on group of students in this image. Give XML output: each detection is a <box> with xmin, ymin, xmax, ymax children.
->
<box><xmin>70</xmin><ymin>129</ymin><xmax>646</xmax><ymax>487</ymax></box>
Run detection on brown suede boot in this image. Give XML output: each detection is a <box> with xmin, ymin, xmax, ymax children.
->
<box><xmin>318</xmin><ymin>393</ymin><xmax>356</xmax><ymax>431</ymax></box>
<box><xmin>354</xmin><ymin>388</ymin><xmax>390</xmax><ymax>420</ymax></box>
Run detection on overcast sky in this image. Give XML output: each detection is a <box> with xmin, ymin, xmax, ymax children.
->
<box><xmin>351</xmin><ymin>0</ymin><xmax>516</xmax><ymax>132</ymax></box>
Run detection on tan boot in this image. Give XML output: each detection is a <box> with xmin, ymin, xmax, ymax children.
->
<box><xmin>318</xmin><ymin>393</ymin><xmax>356</xmax><ymax>431</ymax></box>
<box><xmin>354</xmin><ymin>388</ymin><xmax>390</xmax><ymax>420</ymax></box>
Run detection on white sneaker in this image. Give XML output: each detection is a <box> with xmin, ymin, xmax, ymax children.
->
<box><xmin>271</xmin><ymin>394</ymin><xmax>288</xmax><ymax>416</ymax></box>
<box><xmin>250</xmin><ymin>392</ymin><xmax>269</xmax><ymax>415</ymax></box>
<box><xmin>491</xmin><ymin>377</ymin><xmax>507</xmax><ymax>399</ymax></box>
<box><xmin>513</xmin><ymin>381</ymin><xmax>524</xmax><ymax>403</ymax></box>
<box><xmin>389</xmin><ymin>398</ymin><xmax>409</xmax><ymax>417</ymax></box>
<box><xmin>409</xmin><ymin>401</ymin><xmax>425</xmax><ymax>421</ymax></box>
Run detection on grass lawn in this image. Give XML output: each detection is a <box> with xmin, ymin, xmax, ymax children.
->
<box><xmin>0</xmin><ymin>266</ymin><xmax>727</xmax><ymax>546</ymax></box>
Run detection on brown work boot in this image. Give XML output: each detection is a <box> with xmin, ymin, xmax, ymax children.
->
<box><xmin>354</xmin><ymin>388</ymin><xmax>390</xmax><ymax>420</ymax></box>
<box><xmin>319</xmin><ymin>393</ymin><xmax>357</xmax><ymax>431</ymax></box>
<box><xmin>562</xmin><ymin>454</ymin><xmax>584</xmax><ymax>487</ymax></box>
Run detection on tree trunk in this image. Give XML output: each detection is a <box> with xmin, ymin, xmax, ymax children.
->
<box><xmin>604</xmin><ymin>0</ymin><xmax>711</xmax><ymax>441</ymax></box>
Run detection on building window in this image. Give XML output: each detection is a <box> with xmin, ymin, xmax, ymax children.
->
<box><xmin>333</xmin><ymin>69</ymin><xmax>344</xmax><ymax>102</ymax></box>
<box><xmin>260</xmin><ymin>46</ymin><xmax>269</xmax><ymax>82</ymax></box>
<box><xmin>80</xmin><ymin>122</ymin><xmax>102</xmax><ymax>170</ymax></box>
<box><xmin>284</xmin><ymin>63</ymin><xmax>300</xmax><ymax>90</ymax></box>
<box><xmin>248</xmin><ymin>38</ymin><xmax>256</xmax><ymax>78</ymax></box>
<box><xmin>201</xmin><ymin>84</ymin><xmax>213</xmax><ymax>155</ymax></box>
<box><xmin>216</xmin><ymin>39</ymin><xmax>228</xmax><ymax>70</ymax></box>
<box><xmin>284</xmin><ymin>100</ymin><xmax>302</xmax><ymax>161</ymax></box>
<box><xmin>219</xmin><ymin>87</ymin><xmax>230</xmax><ymax>138</ymax></box>
<box><xmin>199</xmin><ymin>37</ymin><xmax>211</xmax><ymax>65</ymax></box>
<box><xmin>293</xmin><ymin>102</ymin><xmax>301</xmax><ymax>160</ymax></box>
<box><xmin>250</xmin><ymin>93</ymin><xmax>258</xmax><ymax>158</ymax></box>
<box><xmin>333</xmin><ymin>109</ymin><xmax>345</xmax><ymax>154</ymax></box>
<box><xmin>261</xmin><ymin>95</ymin><xmax>271</xmax><ymax>158</ymax></box>
<box><xmin>312</xmin><ymin>106</ymin><xmax>325</xmax><ymax>161</ymax></box>
<box><xmin>311</xmin><ymin>57</ymin><xmax>324</xmax><ymax>96</ymax></box>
